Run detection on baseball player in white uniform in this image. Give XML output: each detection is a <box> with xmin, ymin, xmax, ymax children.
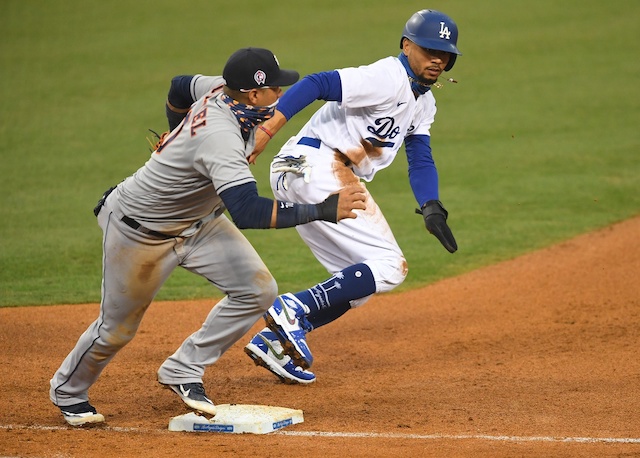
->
<box><xmin>240</xmin><ymin>9</ymin><xmax>463</xmax><ymax>384</ymax></box>
<box><xmin>49</xmin><ymin>47</ymin><xmax>366</xmax><ymax>426</ymax></box>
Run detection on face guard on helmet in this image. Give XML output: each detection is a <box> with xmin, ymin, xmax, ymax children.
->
<box><xmin>400</xmin><ymin>9</ymin><xmax>462</xmax><ymax>71</ymax></box>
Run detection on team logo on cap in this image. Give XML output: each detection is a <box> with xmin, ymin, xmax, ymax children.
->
<box><xmin>254</xmin><ymin>70</ymin><xmax>267</xmax><ymax>86</ymax></box>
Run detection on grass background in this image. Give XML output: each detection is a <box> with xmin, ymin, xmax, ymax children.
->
<box><xmin>1</xmin><ymin>0</ymin><xmax>638</xmax><ymax>307</ymax></box>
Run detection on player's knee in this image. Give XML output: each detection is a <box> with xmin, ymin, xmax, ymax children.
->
<box><xmin>229</xmin><ymin>270</ymin><xmax>276</xmax><ymax>313</ymax></box>
<box><xmin>98</xmin><ymin>327</ymin><xmax>137</xmax><ymax>350</ymax></box>
<box><xmin>255</xmin><ymin>272</ymin><xmax>278</xmax><ymax>312</ymax></box>
<box><xmin>366</xmin><ymin>255</ymin><xmax>408</xmax><ymax>294</ymax></box>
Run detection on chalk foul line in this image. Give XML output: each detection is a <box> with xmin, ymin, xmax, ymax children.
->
<box><xmin>278</xmin><ymin>430</ymin><xmax>640</xmax><ymax>444</ymax></box>
<box><xmin>1</xmin><ymin>424</ymin><xmax>639</xmax><ymax>444</ymax></box>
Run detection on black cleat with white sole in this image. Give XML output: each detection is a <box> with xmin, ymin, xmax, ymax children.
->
<box><xmin>164</xmin><ymin>382</ymin><xmax>217</xmax><ymax>416</ymax></box>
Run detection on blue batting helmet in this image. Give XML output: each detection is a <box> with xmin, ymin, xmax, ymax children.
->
<box><xmin>400</xmin><ymin>9</ymin><xmax>462</xmax><ymax>71</ymax></box>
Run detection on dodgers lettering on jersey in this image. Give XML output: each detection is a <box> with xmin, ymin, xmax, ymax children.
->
<box><xmin>297</xmin><ymin>56</ymin><xmax>437</xmax><ymax>181</ymax></box>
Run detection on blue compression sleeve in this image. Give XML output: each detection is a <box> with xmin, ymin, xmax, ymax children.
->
<box><xmin>277</xmin><ymin>71</ymin><xmax>342</xmax><ymax>120</ymax></box>
<box><xmin>166</xmin><ymin>75</ymin><xmax>195</xmax><ymax>131</ymax></box>
<box><xmin>168</xmin><ymin>75</ymin><xmax>196</xmax><ymax>108</ymax></box>
<box><xmin>405</xmin><ymin>134</ymin><xmax>439</xmax><ymax>206</ymax></box>
<box><xmin>219</xmin><ymin>182</ymin><xmax>338</xmax><ymax>229</ymax></box>
<box><xmin>219</xmin><ymin>182</ymin><xmax>273</xmax><ymax>229</ymax></box>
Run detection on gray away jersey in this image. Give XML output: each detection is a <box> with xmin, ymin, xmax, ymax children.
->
<box><xmin>116</xmin><ymin>83</ymin><xmax>256</xmax><ymax>234</ymax></box>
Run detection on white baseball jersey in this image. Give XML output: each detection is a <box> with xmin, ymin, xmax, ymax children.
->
<box><xmin>298</xmin><ymin>56</ymin><xmax>436</xmax><ymax>181</ymax></box>
<box><xmin>268</xmin><ymin>56</ymin><xmax>439</xmax><ymax>299</ymax></box>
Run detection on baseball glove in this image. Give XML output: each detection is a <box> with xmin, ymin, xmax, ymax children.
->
<box><xmin>146</xmin><ymin>129</ymin><xmax>169</xmax><ymax>152</ymax></box>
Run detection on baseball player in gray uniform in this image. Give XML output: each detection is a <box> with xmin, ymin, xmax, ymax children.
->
<box><xmin>49</xmin><ymin>47</ymin><xmax>366</xmax><ymax>426</ymax></box>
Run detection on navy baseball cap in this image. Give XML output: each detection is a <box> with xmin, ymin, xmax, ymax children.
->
<box><xmin>223</xmin><ymin>47</ymin><xmax>299</xmax><ymax>90</ymax></box>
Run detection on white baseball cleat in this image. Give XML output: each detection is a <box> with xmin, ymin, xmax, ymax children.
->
<box><xmin>58</xmin><ymin>401</ymin><xmax>105</xmax><ymax>426</ymax></box>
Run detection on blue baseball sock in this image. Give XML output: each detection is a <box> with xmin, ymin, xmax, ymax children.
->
<box><xmin>291</xmin><ymin>263</ymin><xmax>376</xmax><ymax>330</ymax></box>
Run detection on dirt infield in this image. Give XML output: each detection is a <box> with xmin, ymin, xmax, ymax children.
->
<box><xmin>1</xmin><ymin>217</ymin><xmax>639</xmax><ymax>457</ymax></box>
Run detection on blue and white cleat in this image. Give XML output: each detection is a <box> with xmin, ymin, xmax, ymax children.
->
<box><xmin>245</xmin><ymin>328</ymin><xmax>316</xmax><ymax>384</ymax></box>
<box><xmin>263</xmin><ymin>293</ymin><xmax>313</xmax><ymax>369</ymax></box>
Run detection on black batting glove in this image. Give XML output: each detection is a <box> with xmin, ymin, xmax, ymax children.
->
<box><xmin>415</xmin><ymin>200</ymin><xmax>458</xmax><ymax>253</ymax></box>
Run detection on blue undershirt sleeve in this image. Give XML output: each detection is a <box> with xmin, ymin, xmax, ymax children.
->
<box><xmin>405</xmin><ymin>134</ymin><xmax>439</xmax><ymax>206</ymax></box>
<box><xmin>166</xmin><ymin>75</ymin><xmax>196</xmax><ymax>131</ymax></box>
<box><xmin>219</xmin><ymin>182</ymin><xmax>273</xmax><ymax>229</ymax></box>
<box><xmin>219</xmin><ymin>181</ymin><xmax>338</xmax><ymax>229</ymax></box>
<box><xmin>168</xmin><ymin>75</ymin><xmax>196</xmax><ymax>108</ymax></box>
<box><xmin>277</xmin><ymin>71</ymin><xmax>342</xmax><ymax>120</ymax></box>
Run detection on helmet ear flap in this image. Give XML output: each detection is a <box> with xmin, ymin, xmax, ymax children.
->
<box><xmin>444</xmin><ymin>54</ymin><xmax>457</xmax><ymax>72</ymax></box>
<box><xmin>400</xmin><ymin>9</ymin><xmax>462</xmax><ymax>71</ymax></box>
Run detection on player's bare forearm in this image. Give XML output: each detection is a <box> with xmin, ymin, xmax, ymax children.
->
<box><xmin>249</xmin><ymin>110</ymin><xmax>288</xmax><ymax>164</ymax></box>
<box><xmin>269</xmin><ymin>200</ymin><xmax>278</xmax><ymax>228</ymax></box>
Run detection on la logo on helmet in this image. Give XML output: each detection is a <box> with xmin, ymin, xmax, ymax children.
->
<box><xmin>438</xmin><ymin>22</ymin><xmax>451</xmax><ymax>39</ymax></box>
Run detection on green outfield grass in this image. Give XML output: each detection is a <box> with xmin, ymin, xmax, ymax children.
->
<box><xmin>1</xmin><ymin>0</ymin><xmax>638</xmax><ymax>306</ymax></box>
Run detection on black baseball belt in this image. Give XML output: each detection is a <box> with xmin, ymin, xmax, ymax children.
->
<box><xmin>121</xmin><ymin>206</ymin><xmax>225</xmax><ymax>239</ymax></box>
<box><xmin>120</xmin><ymin>215</ymin><xmax>176</xmax><ymax>239</ymax></box>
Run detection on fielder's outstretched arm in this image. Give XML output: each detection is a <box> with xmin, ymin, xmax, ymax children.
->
<box><xmin>219</xmin><ymin>181</ymin><xmax>365</xmax><ymax>229</ymax></box>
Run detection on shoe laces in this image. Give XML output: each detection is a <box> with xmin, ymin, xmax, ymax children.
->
<box><xmin>187</xmin><ymin>383</ymin><xmax>205</xmax><ymax>395</ymax></box>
